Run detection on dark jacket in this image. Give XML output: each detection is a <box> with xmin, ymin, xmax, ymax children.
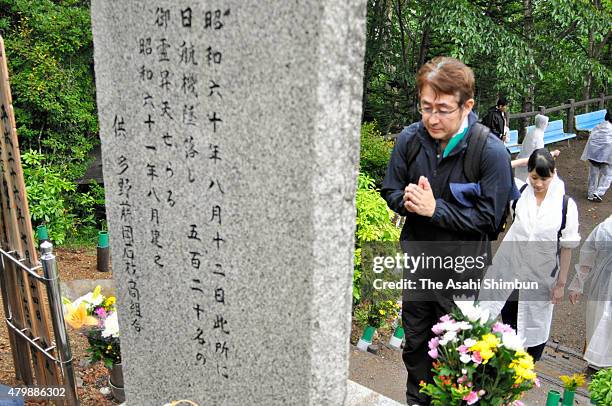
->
<box><xmin>481</xmin><ymin>106</ymin><xmax>505</xmax><ymax>138</ymax></box>
<box><xmin>381</xmin><ymin>112</ymin><xmax>514</xmax><ymax>245</ymax></box>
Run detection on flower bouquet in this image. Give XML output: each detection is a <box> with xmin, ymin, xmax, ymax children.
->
<box><xmin>559</xmin><ymin>373</ymin><xmax>585</xmax><ymax>405</ymax></box>
<box><xmin>63</xmin><ymin>285</ymin><xmax>120</xmax><ymax>368</ymax></box>
<box><xmin>420</xmin><ymin>300</ymin><xmax>538</xmax><ymax>405</ymax></box>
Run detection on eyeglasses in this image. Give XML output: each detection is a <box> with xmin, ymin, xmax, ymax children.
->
<box><xmin>417</xmin><ymin>104</ymin><xmax>462</xmax><ymax>117</ymax></box>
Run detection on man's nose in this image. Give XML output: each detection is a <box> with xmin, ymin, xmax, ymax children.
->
<box><xmin>428</xmin><ymin>115</ymin><xmax>440</xmax><ymax>125</ymax></box>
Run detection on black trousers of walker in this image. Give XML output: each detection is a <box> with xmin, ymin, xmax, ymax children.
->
<box><xmin>401</xmin><ymin>299</ymin><xmax>454</xmax><ymax>406</ymax></box>
<box><xmin>500</xmin><ymin>291</ymin><xmax>547</xmax><ymax>362</ymax></box>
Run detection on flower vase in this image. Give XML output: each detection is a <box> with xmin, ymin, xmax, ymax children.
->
<box><xmin>545</xmin><ymin>390</ymin><xmax>561</xmax><ymax>406</ymax></box>
<box><xmin>109</xmin><ymin>363</ymin><xmax>125</xmax><ymax>402</ymax></box>
<box><xmin>357</xmin><ymin>325</ymin><xmax>376</xmax><ymax>351</ymax></box>
<box><xmin>561</xmin><ymin>389</ymin><xmax>575</xmax><ymax>405</ymax></box>
<box><xmin>388</xmin><ymin>325</ymin><xmax>404</xmax><ymax>349</ymax></box>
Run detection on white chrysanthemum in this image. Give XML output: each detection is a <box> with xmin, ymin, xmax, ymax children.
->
<box><xmin>454</xmin><ymin>321</ymin><xmax>473</xmax><ymax>331</ymax></box>
<box><xmin>460</xmin><ymin>353</ymin><xmax>472</xmax><ymax>364</ymax></box>
<box><xmin>455</xmin><ymin>300</ymin><xmax>491</xmax><ymax>324</ymax></box>
<box><xmin>439</xmin><ymin>330</ymin><xmax>458</xmax><ymax>346</ymax></box>
<box><xmin>102</xmin><ymin>312</ymin><xmax>119</xmax><ymax>338</ymax></box>
<box><xmin>463</xmin><ymin>338</ymin><xmax>477</xmax><ymax>347</ymax></box>
<box><xmin>502</xmin><ymin>332</ymin><xmax>525</xmax><ymax>352</ymax></box>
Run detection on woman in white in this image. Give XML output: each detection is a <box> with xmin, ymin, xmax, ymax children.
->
<box><xmin>581</xmin><ymin>110</ymin><xmax>612</xmax><ymax>202</ymax></box>
<box><xmin>514</xmin><ymin>114</ymin><xmax>549</xmax><ymax>182</ymax></box>
<box><xmin>568</xmin><ymin>215</ymin><xmax>612</xmax><ymax>368</ymax></box>
<box><xmin>480</xmin><ymin>148</ymin><xmax>580</xmax><ymax>361</ymax></box>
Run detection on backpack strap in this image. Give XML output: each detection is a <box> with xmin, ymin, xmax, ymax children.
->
<box><xmin>463</xmin><ymin>123</ymin><xmax>490</xmax><ymax>183</ymax></box>
<box><xmin>511</xmin><ymin>183</ymin><xmax>529</xmax><ymax>220</ymax></box>
<box><xmin>558</xmin><ymin>195</ymin><xmax>569</xmax><ymax>238</ymax></box>
<box><xmin>551</xmin><ymin>194</ymin><xmax>570</xmax><ymax>278</ymax></box>
<box><xmin>403</xmin><ymin>132</ymin><xmax>422</xmax><ymax>169</ymax></box>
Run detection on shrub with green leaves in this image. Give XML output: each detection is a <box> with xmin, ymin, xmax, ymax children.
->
<box><xmin>1</xmin><ymin>1</ymin><xmax>103</xmax><ymax>246</ymax></box>
<box><xmin>360</xmin><ymin>121</ymin><xmax>393</xmax><ymax>186</ymax></box>
<box><xmin>22</xmin><ymin>150</ymin><xmax>76</xmax><ymax>244</ymax></box>
<box><xmin>354</xmin><ymin>172</ymin><xmax>400</xmax><ymax>303</ymax></box>
<box><xmin>589</xmin><ymin>367</ymin><xmax>612</xmax><ymax>406</ymax></box>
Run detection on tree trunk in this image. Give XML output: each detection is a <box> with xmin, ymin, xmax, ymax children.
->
<box><xmin>395</xmin><ymin>0</ymin><xmax>410</xmax><ymax>97</ymax></box>
<box><xmin>362</xmin><ymin>0</ymin><xmax>389</xmax><ymax>122</ymax></box>
<box><xmin>520</xmin><ymin>0</ymin><xmax>534</xmax><ymax>141</ymax></box>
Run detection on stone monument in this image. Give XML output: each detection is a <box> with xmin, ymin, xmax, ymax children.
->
<box><xmin>91</xmin><ymin>1</ymin><xmax>389</xmax><ymax>405</ymax></box>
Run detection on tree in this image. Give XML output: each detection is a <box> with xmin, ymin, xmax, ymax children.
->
<box><xmin>362</xmin><ymin>0</ymin><xmax>611</xmax><ymax>133</ymax></box>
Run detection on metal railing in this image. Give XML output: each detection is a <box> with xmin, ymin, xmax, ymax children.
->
<box><xmin>0</xmin><ymin>242</ymin><xmax>79</xmax><ymax>405</ymax></box>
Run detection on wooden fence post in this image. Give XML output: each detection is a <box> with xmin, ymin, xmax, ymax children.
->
<box><xmin>600</xmin><ymin>93</ymin><xmax>606</xmax><ymax>110</ymax></box>
<box><xmin>567</xmin><ymin>99</ymin><xmax>575</xmax><ymax>134</ymax></box>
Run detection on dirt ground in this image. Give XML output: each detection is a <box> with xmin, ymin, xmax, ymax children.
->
<box><xmin>0</xmin><ymin>137</ymin><xmax>609</xmax><ymax>405</ymax></box>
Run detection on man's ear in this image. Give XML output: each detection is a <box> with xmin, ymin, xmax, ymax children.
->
<box><xmin>464</xmin><ymin>98</ymin><xmax>475</xmax><ymax>111</ymax></box>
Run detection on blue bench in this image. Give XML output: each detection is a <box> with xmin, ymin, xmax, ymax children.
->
<box><xmin>525</xmin><ymin>119</ymin><xmax>575</xmax><ymax>146</ymax></box>
<box><xmin>504</xmin><ymin>130</ymin><xmax>520</xmax><ymax>154</ymax></box>
<box><xmin>575</xmin><ymin>109</ymin><xmax>606</xmax><ymax>132</ymax></box>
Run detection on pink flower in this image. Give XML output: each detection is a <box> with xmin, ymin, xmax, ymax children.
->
<box><xmin>95</xmin><ymin>307</ymin><xmax>107</xmax><ymax>318</ymax></box>
<box><xmin>440</xmin><ymin>314</ymin><xmax>452</xmax><ymax>322</ymax></box>
<box><xmin>428</xmin><ymin>337</ymin><xmax>440</xmax><ymax>350</ymax></box>
<box><xmin>478</xmin><ymin>390</ymin><xmax>486</xmax><ymax>396</ymax></box>
<box><xmin>427</xmin><ymin>348</ymin><xmax>438</xmax><ymax>359</ymax></box>
<box><xmin>471</xmin><ymin>351</ymin><xmax>482</xmax><ymax>364</ymax></box>
<box><xmin>432</xmin><ymin>323</ymin><xmax>444</xmax><ymax>335</ymax></box>
<box><xmin>457</xmin><ymin>375</ymin><xmax>467</xmax><ymax>384</ymax></box>
<box><xmin>463</xmin><ymin>391</ymin><xmax>479</xmax><ymax>405</ymax></box>
<box><xmin>492</xmin><ymin>322</ymin><xmax>514</xmax><ymax>334</ymax></box>
<box><xmin>534</xmin><ymin>378</ymin><xmax>541</xmax><ymax>388</ymax></box>
<box><xmin>513</xmin><ymin>401</ymin><xmax>525</xmax><ymax>406</ymax></box>
<box><xmin>458</xmin><ymin>345</ymin><xmax>469</xmax><ymax>354</ymax></box>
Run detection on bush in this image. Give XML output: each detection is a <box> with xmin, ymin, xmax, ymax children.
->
<box><xmin>23</xmin><ymin>150</ymin><xmax>103</xmax><ymax>245</ymax></box>
<box><xmin>360</xmin><ymin>121</ymin><xmax>393</xmax><ymax>185</ymax></box>
<box><xmin>589</xmin><ymin>368</ymin><xmax>612</xmax><ymax>405</ymax></box>
<box><xmin>353</xmin><ymin>172</ymin><xmax>400</xmax><ymax>303</ymax></box>
<box><xmin>22</xmin><ymin>150</ymin><xmax>76</xmax><ymax>245</ymax></box>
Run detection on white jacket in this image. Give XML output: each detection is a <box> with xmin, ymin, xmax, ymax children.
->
<box><xmin>569</xmin><ymin>215</ymin><xmax>612</xmax><ymax>367</ymax></box>
<box><xmin>515</xmin><ymin>114</ymin><xmax>549</xmax><ymax>181</ymax></box>
<box><xmin>480</xmin><ymin>175</ymin><xmax>580</xmax><ymax>347</ymax></box>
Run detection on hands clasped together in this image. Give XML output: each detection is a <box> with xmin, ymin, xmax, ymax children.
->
<box><xmin>403</xmin><ymin>176</ymin><xmax>436</xmax><ymax>218</ymax></box>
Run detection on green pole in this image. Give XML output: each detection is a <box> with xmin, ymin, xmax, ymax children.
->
<box><xmin>36</xmin><ymin>225</ymin><xmax>49</xmax><ymax>243</ymax></box>
<box><xmin>546</xmin><ymin>390</ymin><xmax>561</xmax><ymax>406</ymax></box>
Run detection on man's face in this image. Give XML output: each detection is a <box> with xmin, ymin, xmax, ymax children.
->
<box><xmin>499</xmin><ymin>104</ymin><xmax>507</xmax><ymax>112</ymax></box>
<box><xmin>419</xmin><ymin>84</ymin><xmax>474</xmax><ymax>142</ymax></box>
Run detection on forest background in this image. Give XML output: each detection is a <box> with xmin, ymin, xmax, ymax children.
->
<box><xmin>0</xmin><ymin>0</ymin><xmax>609</xmax><ymax>245</ymax></box>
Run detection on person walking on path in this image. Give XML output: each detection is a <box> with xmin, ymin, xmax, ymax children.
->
<box><xmin>481</xmin><ymin>96</ymin><xmax>509</xmax><ymax>140</ymax></box>
<box><xmin>514</xmin><ymin>114</ymin><xmax>549</xmax><ymax>182</ymax></box>
<box><xmin>581</xmin><ymin>110</ymin><xmax>612</xmax><ymax>202</ymax></box>
<box><xmin>480</xmin><ymin>149</ymin><xmax>580</xmax><ymax>362</ymax></box>
<box><xmin>381</xmin><ymin>56</ymin><xmax>514</xmax><ymax>406</ymax></box>
<box><xmin>569</xmin><ymin>214</ymin><xmax>612</xmax><ymax>369</ymax></box>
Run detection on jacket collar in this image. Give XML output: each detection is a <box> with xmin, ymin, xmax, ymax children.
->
<box><xmin>417</xmin><ymin>111</ymin><xmax>479</xmax><ymax>158</ymax></box>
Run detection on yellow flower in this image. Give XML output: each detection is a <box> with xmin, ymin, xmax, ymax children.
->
<box><xmin>510</xmin><ymin>352</ymin><xmax>536</xmax><ymax>384</ymax></box>
<box><xmin>93</xmin><ymin>285</ymin><xmax>102</xmax><ymax>300</ymax></box>
<box><xmin>105</xmin><ymin>296</ymin><xmax>116</xmax><ymax>307</ymax></box>
<box><xmin>482</xmin><ymin>333</ymin><xmax>501</xmax><ymax>348</ymax></box>
<box><xmin>560</xmin><ymin>373</ymin><xmax>586</xmax><ymax>390</ymax></box>
<box><xmin>469</xmin><ymin>334</ymin><xmax>501</xmax><ymax>363</ymax></box>
<box><xmin>379</xmin><ymin>309</ymin><xmax>386</xmax><ymax>315</ymax></box>
<box><xmin>65</xmin><ymin>302</ymin><xmax>98</xmax><ymax>329</ymax></box>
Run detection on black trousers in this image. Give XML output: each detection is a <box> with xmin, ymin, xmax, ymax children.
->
<box><xmin>500</xmin><ymin>293</ymin><xmax>546</xmax><ymax>362</ymax></box>
<box><xmin>401</xmin><ymin>299</ymin><xmax>454</xmax><ymax>406</ymax></box>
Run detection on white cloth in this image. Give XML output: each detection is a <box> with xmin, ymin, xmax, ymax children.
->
<box><xmin>587</xmin><ymin>162</ymin><xmax>612</xmax><ymax>197</ymax></box>
<box><xmin>581</xmin><ymin>120</ymin><xmax>612</xmax><ymax>165</ymax></box>
<box><xmin>568</xmin><ymin>215</ymin><xmax>612</xmax><ymax>367</ymax></box>
<box><xmin>515</xmin><ymin>114</ymin><xmax>549</xmax><ymax>181</ymax></box>
<box><xmin>480</xmin><ymin>175</ymin><xmax>580</xmax><ymax>347</ymax></box>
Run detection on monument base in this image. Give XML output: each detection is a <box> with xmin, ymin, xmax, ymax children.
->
<box><xmin>346</xmin><ymin>380</ymin><xmax>403</xmax><ymax>405</ymax></box>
